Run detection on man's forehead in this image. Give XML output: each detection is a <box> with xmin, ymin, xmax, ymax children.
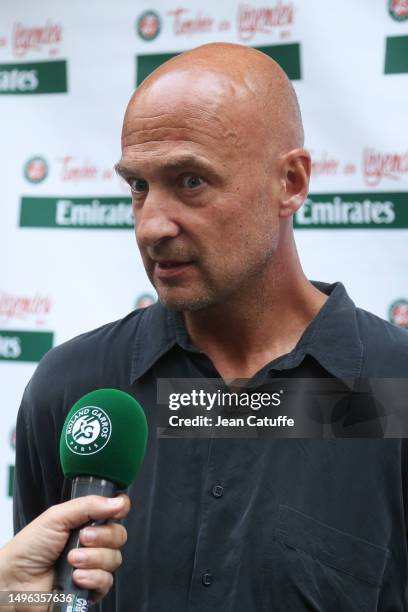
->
<box><xmin>122</xmin><ymin>68</ymin><xmax>256</xmax><ymax>145</ymax></box>
<box><xmin>130</xmin><ymin>68</ymin><xmax>249</xmax><ymax>114</ymax></box>
<box><xmin>116</xmin><ymin>150</ymin><xmax>222</xmax><ymax>178</ymax></box>
<box><xmin>121</xmin><ymin>91</ymin><xmax>249</xmax><ymax>160</ymax></box>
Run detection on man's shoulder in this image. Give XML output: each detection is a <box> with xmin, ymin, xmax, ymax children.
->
<box><xmin>356</xmin><ymin>306</ymin><xmax>408</xmax><ymax>346</ymax></box>
<box><xmin>42</xmin><ymin>307</ymin><xmax>144</xmax><ymax>367</ymax></box>
<box><xmin>21</xmin><ymin>306</ymin><xmax>156</xmax><ymax>412</ymax></box>
<box><xmin>355</xmin><ymin>306</ymin><xmax>408</xmax><ymax>374</ymax></box>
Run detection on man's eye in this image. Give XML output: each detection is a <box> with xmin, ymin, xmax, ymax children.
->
<box><xmin>129</xmin><ymin>178</ymin><xmax>148</xmax><ymax>193</ymax></box>
<box><xmin>182</xmin><ymin>175</ymin><xmax>204</xmax><ymax>189</ymax></box>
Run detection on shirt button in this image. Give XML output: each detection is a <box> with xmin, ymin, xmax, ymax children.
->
<box><xmin>212</xmin><ymin>484</ymin><xmax>224</xmax><ymax>498</ymax></box>
<box><xmin>202</xmin><ymin>572</ymin><xmax>213</xmax><ymax>586</ymax></box>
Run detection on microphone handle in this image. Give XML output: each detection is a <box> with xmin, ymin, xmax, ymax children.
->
<box><xmin>51</xmin><ymin>476</ymin><xmax>118</xmax><ymax>612</ymax></box>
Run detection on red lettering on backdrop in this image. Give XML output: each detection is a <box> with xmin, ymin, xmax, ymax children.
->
<box><xmin>12</xmin><ymin>20</ymin><xmax>62</xmax><ymax>57</ymax></box>
<box><xmin>167</xmin><ymin>8</ymin><xmax>214</xmax><ymax>35</ymax></box>
<box><xmin>363</xmin><ymin>148</ymin><xmax>408</xmax><ymax>187</ymax></box>
<box><xmin>59</xmin><ymin>156</ymin><xmax>98</xmax><ymax>182</ymax></box>
<box><xmin>237</xmin><ymin>2</ymin><xmax>294</xmax><ymax>42</ymax></box>
<box><xmin>0</xmin><ymin>293</ymin><xmax>51</xmax><ymax>324</ymax></box>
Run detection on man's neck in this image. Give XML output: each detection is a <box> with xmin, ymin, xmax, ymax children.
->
<box><xmin>183</xmin><ymin>267</ymin><xmax>328</xmax><ymax>381</ymax></box>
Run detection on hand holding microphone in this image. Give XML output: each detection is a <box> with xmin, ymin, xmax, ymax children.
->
<box><xmin>0</xmin><ymin>494</ymin><xmax>130</xmax><ymax>611</ymax></box>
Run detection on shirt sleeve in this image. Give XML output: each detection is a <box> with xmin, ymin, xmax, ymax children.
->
<box><xmin>13</xmin><ymin>362</ymin><xmax>68</xmax><ymax>533</ymax></box>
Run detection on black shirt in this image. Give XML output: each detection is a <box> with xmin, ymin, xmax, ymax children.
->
<box><xmin>14</xmin><ymin>281</ymin><xmax>408</xmax><ymax>611</ymax></box>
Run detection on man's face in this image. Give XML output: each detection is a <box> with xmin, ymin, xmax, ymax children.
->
<box><xmin>118</xmin><ymin>70</ymin><xmax>281</xmax><ymax>311</ymax></box>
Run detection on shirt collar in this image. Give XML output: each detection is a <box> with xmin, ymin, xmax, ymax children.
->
<box><xmin>130</xmin><ymin>281</ymin><xmax>363</xmax><ymax>384</ymax></box>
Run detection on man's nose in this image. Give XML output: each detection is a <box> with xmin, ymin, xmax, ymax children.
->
<box><xmin>135</xmin><ymin>190</ymin><xmax>180</xmax><ymax>248</ymax></box>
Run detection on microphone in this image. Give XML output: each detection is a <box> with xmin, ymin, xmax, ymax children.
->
<box><xmin>51</xmin><ymin>388</ymin><xmax>148</xmax><ymax>612</ymax></box>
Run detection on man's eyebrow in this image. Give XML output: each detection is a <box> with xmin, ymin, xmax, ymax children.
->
<box><xmin>114</xmin><ymin>161</ymin><xmax>134</xmax><ymax>178</ymax></box>
<box><xmin>114</xmin><ymin>154</ymin><xmax>219</xmax><ymax>178</ymax></box>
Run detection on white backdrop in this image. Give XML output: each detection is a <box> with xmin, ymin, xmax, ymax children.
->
<box><xmin>1</xmin><ymin>0</ymin><xmax>408</xmax><ymax>546</ymax></box>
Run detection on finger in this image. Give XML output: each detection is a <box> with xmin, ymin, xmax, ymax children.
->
<box><xmin>43</xmin><ymin>494</ymin><xmax>131</xmax><ymax>532</ymax></box>
<box><xmin>72</xmin><ymin>568</ymin><xmax>113</xmax><ymax>602</ymax></box>
<box><xmin>68</xmin><ymin>547</ymin><xmax>122</xmax><ymax>572</ymax></box>
<box><xmin>79</xmin><ymin>523</ymin><xmax>128</xmax><ymax>549</ymax></box>
<box><xmin>105</xmin><ymin>493</ymin><xmax>131</xmax><ymax>519</ymax></box>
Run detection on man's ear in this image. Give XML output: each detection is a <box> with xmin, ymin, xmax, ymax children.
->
<box><xmin>278</xmin><ymin>149</ymin><xmax>311</xmax><ymax>218</ymax></box>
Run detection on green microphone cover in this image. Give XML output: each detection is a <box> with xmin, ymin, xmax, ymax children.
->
<box><xmin>60</xmin><ymin>388</ymin><xmax>148</xmax><ymax>489</ymax></box>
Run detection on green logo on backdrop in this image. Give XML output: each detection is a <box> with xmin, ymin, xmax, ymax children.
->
<box><xmin>24</xmin><ymin>156</ymin><xmax>49</xmax><ymax>184</ymax></box>
<box><xmin>385</xmin><ymin>36</ymin><xmax>408</xmax><ymax>73</ymax></box>
<box><xmin>294</xmin><ymin>192</ymin><xmax>408</xmax><ymax>229</ymax></box>
<box><xmin>0</xmin><ymin>60</ymin><xmax>67</xmax><ymax>94</ymax></box>
<box><xmin>137</xmin><ymin>10</ymin><xmax>161</xmax><ymax>41</ymax></box>
<box><xmin>65</xmin><ymin>406</ymin><xmax>112</xmax><ymax>456</ymax></box>
<box><xmin>388</xmin><ymin>0</ymin><xmax>408</xmax><ymax>21</ymax></box>
<box><xmin>388</xmin><ymin>299</ymin><xmax>408</xmax><ymax>328</ymax></box>
<box><xmin>20</xmin><ymin>193</ymin><xmax>407</xmax><ymax>230</ymax></box>
<box><xmin>136</xmin><ymin>43</ymin><xmax>301</xmax><ymax>85</ymax></box>
<box><xmin>256</xmin><ymin>44</ymin><xmax>301</xmax><ymax>79</ymax></box>
<box><xmin>19</xmin><ymin>197</ymin><xmax>133</xmax><ymax>229</ymax></box>
<box><xmin>0</xmin><ymin>330</ymin><xmax>53</xmax><ymax>362</ymax></box>
<box><xmin>8</xmin><ymin>465</ymin><xmax>15</xmax><ymax>497</ymax></box>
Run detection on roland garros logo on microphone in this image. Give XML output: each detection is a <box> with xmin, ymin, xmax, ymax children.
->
<box><xmin>65</xmin><ymin>406</ymin><xmax>112</xmax><ymax>455</ymax></box>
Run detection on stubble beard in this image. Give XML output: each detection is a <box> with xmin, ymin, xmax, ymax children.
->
<box><xmin>155</xmin><ymin>245</ymin><xmax>277</xmax><ymax>313</ymax></box>
<box><xmin>154</xmin><ymin>278</ymin><xmax>221</xmax><ymax>312</ymax></box>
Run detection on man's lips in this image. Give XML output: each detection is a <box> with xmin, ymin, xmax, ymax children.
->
<box><xmin>153</xmin><ymin>260</ymin><xmax>195</xmax><ymax>279</ymax></box>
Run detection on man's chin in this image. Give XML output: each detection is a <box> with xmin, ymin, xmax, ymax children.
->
<box><xmin>157</xmin><ymin>290</ymin><xmax>215</xmax><ymax>312</ymax></box>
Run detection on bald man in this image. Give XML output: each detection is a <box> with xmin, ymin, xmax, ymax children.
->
<box><xmin>14</xmin><ymin>44</ymin><xmax>408</xmax><ymax>611</ymax></box>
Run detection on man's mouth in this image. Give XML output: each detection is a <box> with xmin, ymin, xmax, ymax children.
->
<box><xmin>157</xmin><ymin>261</ymin><xmax>188</xmax><ymax>269</ymax></box>
<box><xmin>153</xmin><ymin>260</ymin><xmax>194</xmax><ymax>279</ymax></box>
